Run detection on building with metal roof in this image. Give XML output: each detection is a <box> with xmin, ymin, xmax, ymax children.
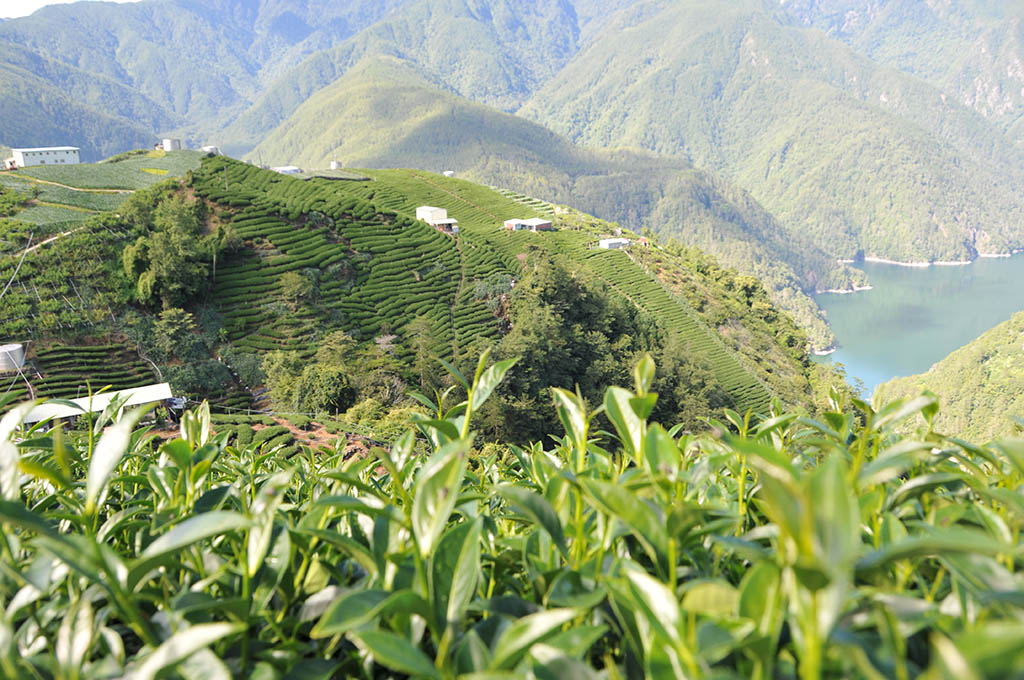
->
<box><xmin>23</xmin><ymin>382</ymin><xmax>174</xmax><ymax>424</ymax></box>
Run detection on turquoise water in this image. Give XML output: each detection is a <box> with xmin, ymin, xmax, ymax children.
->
<box><xmin>813</xmin><ymin>256</ymin><xmax>1024</xmax><ymax>395</ymax></box>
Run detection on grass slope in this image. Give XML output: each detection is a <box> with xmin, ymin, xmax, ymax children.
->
<box><xmin>874</xmin><ymin>310</ymin><xmax>1024</xmax><ymax>441</ymax></box>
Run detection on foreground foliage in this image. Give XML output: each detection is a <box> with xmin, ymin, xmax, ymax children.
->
<box><xmin>0</xmin><ymin>354</ymin><xmax>1022</xmax><ymax>678</ymax></box>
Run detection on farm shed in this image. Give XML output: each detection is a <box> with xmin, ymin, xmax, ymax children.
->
<box><xmin>162</xmin><ymin>138</ymin><xmax>182</xmax><ymax>152</ymax></box>
<box><xmin>416</xmin><ymin>206</ymin><xmax>459</xmax><ymax>233</ymax></box>
<box><xmin>599</xmin><ymin>238</ymin><xmax>631</xmax><ymax>249</ymax></box>
<box><xmin>504</xmin><ymin>218</ymin><xmax>554</xmax><ymax>232</ymax></box>
<box><xmin>272</xmin><ymin>165</ymin><xmax>303</xmax><ymax>175</ymax></box>
<box><xmin>23</xmin><ymin>382</ymin><xmax>175</xmax><ymax>424</ymax></box>
<box><xmin>6</xmin><ymin>146</ymin><xmax>80</xmax><ymax>168</ymax></box>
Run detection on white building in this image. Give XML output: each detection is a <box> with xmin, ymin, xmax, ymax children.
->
<box><xmin>162</xmin><ymin>138</ymin><xmax>182</xmax><ymax>152</ymax></box>
<box><xmin>598</xmin><ymin>238</ymin><xmax>630</xmax><ymax>249</ymax></box>
<box><xmin>504</xmin><ymin>217</ymin><xmax>554</xmax><ymax>232</ymax></box>
<box><xmin>200</xmin><ymin>145</ymin><xmax>221</xmax><ymax>154</ymax></box>
<box><xmin>416</xmin><ymin>206</ymin><xmax>459</xmax><ymax>233</ymax></box>
<box><xmin>271</xmin><ymin>165</ymin><xmax>303</xmax><ymax>175</ymax></box>
<box><xmin>5</xmin><ymin>147</ymin><xmax>80</xmax><ymax>169</ymax></box>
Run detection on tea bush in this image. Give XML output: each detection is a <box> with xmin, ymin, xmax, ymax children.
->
<box><xmin>0</xmin><ymin>353</ymin><xmax>1021</xmax><ymax>678</ymax></box>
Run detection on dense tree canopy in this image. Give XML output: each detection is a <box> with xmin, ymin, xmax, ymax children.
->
<box><xmin>483</xmin><ymin>254</ymin><xmax>728</xmax><ymax>442</ymax></box>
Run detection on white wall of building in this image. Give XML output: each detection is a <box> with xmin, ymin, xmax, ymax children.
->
<box><xmin>11</xmin><ymin>147</ymin><xmax>80</xmax><ymax>167</ymax></box>
<box><xmin>416</xmin><ymin>206</ymin><xmax>448</xmax><ymax>223</ymax></box>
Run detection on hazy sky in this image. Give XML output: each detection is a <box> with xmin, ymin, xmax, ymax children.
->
<box><xmin>1</xmin><ymin>0</ymin><xmax>138</xmax><ymax>19</ymax></box>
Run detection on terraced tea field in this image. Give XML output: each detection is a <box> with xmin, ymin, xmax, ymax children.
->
<box><xmin>191</xmin><ymin>159</ymin><xmax>775</xmax><ymax>412</ymax></box>
<box><xmin>2</xmin><ymin>343</ymin><xmax>156</xmax><ymax>403</ymax></box>
<box><xmin>192</xmin><ymin>158</ymin><xmax>498</xmax><ymax>362</ymax></box>
<box><xmin>349</xmin><ymin>169</ymin><xmax>775</xmax><ymax>413</ymax></box>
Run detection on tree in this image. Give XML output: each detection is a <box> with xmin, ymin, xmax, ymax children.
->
<box><xmin>294</xmin><ymin>365</ymin><xmax>357</xmax><ymax>415</ymax></box>
<box><xmin>486</xmin><ymin>254</ymin><xmax>655</xmax><ymax>441</ymax></box>
<box><xmin>280</xmin><ymin>270</ymin><xmax>315</xmax><ymax>311</ymax></box>
<box><xmin>262</xmin><ymin>351</ymin><xmax>304</xmax><ymax>410</ymax></box>
<box><xmin>122</xmin><ymin>193</ymin><xmax>211</xmax><ymax>308</ymax></box>
<box><xmin>153</xmin><ymin>307</ymin><xmax>196</xmax><ymax>360</ymax></box>
<box><xmin>406</xmin><ymin>315</ymin><xmax>442</xmax><ymax>391</ymax></box>
<box><xmin>315</xmin><ymin>330</ymin><xmax>358</xmax><ymax>366</ymax></box>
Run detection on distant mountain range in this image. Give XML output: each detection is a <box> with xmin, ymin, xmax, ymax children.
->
<box><xmin>4</xmin><ymin>0</ymin><xmax>1024</xmax><ymax>350</ymax></box>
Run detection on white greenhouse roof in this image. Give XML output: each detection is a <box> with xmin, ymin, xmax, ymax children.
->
<box><xmin>24</xmin><ymin>383</ymin><xmax>173</xmax><ymax>424</ymax></box>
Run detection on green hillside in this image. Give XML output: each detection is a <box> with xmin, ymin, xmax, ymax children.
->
<box><xmin>520</xmin><ymin>0</ymin><xmax>1024</xmax><ymax>265</ymax></box>
<box><xmin>874</xmin><ymin>310</ymin><xmax>1024</xmax><ymax>441</ymax></box>
<box><xmin>250</xmin><ymin>56</ymin><xmax>862</xmax><ymax>350</ymax></box>
<box><xmin>0</xmin><ymin>155</ymin><xmax>834</xmax><ymax>432</ymax></box>
<box><xmin>194</xmin><ymin>157</ymin><xmax>792</xmax><ymax>413</ymax></box>
<box><xmin>0</xmin><ymin>151</ymin><xmax>219</xmax><ymax>406</ymax></box>
<box><xmin>303</xmin><ymin>163</ymin><xmax>817</xmax><ymax>409</ymax></box>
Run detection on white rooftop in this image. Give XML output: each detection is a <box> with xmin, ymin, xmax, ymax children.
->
<box><xmin>429</xmin><ymin>218</ymin><xmax>459</xmax><ymax>225</ymax></box>
<box><xmin>12</xmin><ymin>147</ymin><xmax>80</xmax><ymax>153</ymax></box>
<box><xmin>23</xmin><ymin>383</ymin><xmax>173</xmax><ymax>424</ymax></box>
<box><xmin>522</xmin><ymin>218</ymin><xmax>552</xmax><ymax>225</ymax></box>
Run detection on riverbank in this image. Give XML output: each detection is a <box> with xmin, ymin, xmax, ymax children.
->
<box><xmin>838</xmin><ymin>249</ymin><xmax>1023</xmax><ymax>268</ymax></box>
<box><xmin>818</xmin><ymin>284</ymin><xmax>873</xmax><ymax>295</ymax></box>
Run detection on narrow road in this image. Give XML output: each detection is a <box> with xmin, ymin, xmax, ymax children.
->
<box><xmin>24</xmin><ymin>227</ymin><xmax>84</xmax><ymax>253</ymax></box>
<box><xmin>0</xmin><ymin>172</ymin><xmax>133</xmax><ymax>194</ymax></box>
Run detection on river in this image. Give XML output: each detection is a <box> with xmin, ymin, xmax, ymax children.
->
<box><xmin>813</xmin><ymin>255</ymin><xmax>1024</xmax><ymax>395</ymax></box>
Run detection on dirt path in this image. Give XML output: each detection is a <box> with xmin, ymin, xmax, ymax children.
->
<box><xmin>3</xmin><ymin>173</ymin><xmax>133</xmax><ymax>195</ymax></box>
<box><xmin>24</xmin><ymin>227</ymin><xmax>84</xmax><ymax>253</ymax></box>
<box><xmin>410</xmin><ymin>172</ymin><xmax>503</xmax><ymax>221</ymax></box>
<box><xmin>31</xmin><ymin>199</ymin><xmax>98</xmax><ymax>213</ymax></box>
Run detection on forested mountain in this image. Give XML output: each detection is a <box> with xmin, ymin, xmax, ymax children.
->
<box><xmin>781</xmin><ymin>0</ymin><xmax>1024</xmax><ymax>143</ymax></box>
<box><xmin>219</xmin><ymin>0</ymin><xmax>587</xmax><ymax>152</ymax></box>
<box><xmin>874</xmin><ymin>310</ymin><xmax>1024</xmax><ymax>441</ymax></box>
<box><xmin>0</xmin><ymin>0</ymin><xmax>409</xmax><ymax>158</ymax></box>
<box><xmin>520</xmin><ymin>0</ymin><xmax>1024</xmax><ymax>265</ymax></box>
